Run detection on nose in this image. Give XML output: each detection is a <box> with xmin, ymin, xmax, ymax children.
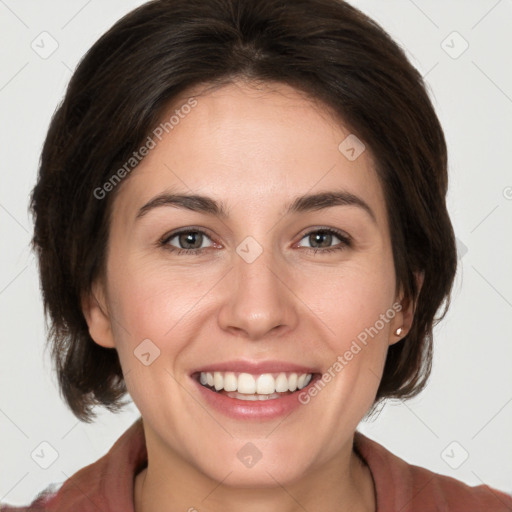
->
<box><xmin>217</xmin><ymin>246</ymin><xmax>299</xmax><ymax>341</ymax></box>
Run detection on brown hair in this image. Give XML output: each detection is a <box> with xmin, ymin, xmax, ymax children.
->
<box><xmin>31</xmin><ymin>0</ymin><xmax>457</xmax><ymax>422</ymax></box>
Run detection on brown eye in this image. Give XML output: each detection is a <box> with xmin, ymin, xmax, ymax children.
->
<box><xmin>297</xmin><ymin>228</ymin><xmax>351</xmax><ymax>253</ymax></box>
<box><xmin>162</xmin><ymin>229</ymin><xmax>214</xmax><ymax>253</ymax></box>
<box><xmin>307</xmin><ymin>231</ymin><xmax>334</xmax><ymax>249</ymax></box>
<box><xmin>177</xmin><ymin>231</ymin><xmax>203</xmax><ymax>249</ymax></box>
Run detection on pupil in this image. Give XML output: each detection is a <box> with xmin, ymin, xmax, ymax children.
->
<box><xmin>180</xmin><ymin>232</ymin><xmax>201</xmax><ymax>249</ymax></box>
<box><xmin>311</xmin><ymin>231</ymin><xmax>331</xmax><ymax>248</ymax></box>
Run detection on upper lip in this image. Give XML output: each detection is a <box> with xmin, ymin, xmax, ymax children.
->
<box><xmin>191</xmin><ymin>360</ymin><xmax>320</xmax><ymax>376</ymax></box>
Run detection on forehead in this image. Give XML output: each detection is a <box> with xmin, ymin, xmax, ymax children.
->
<box><xmin>112</xmin><ymin>81</ymin><xmax>387</xmax><ymax>227</ymax></box>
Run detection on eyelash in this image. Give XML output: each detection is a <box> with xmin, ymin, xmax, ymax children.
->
<box><xmin>159</xmin><ymin>227</ymin><xmax>352</xmax><ymax>256</ymax></box>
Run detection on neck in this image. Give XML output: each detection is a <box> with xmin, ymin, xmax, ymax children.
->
<box><xmin>134</xmin><ymin>428</ymin><xmax>376</xmax><ymax>512</ymax></box>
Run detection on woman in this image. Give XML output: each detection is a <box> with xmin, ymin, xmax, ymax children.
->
<box><xmin>2</xmin><ymin>0</ymin><xmax>511</xmax><ymax>510</ymax></box>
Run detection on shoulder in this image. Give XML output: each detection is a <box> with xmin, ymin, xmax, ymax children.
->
<box><xmin>0</xmin><ymin>418</ymin><xmax>147</xmax><ymax>512</ymax></box>
<box><xmin>0</xmin><ymin>484</ymin><xmax>60</xmax><ymax>511</ymax></box>
<box><xmin>354</xmin><ymin>431</ymin><xmax>512</xmax><ymax>512</ymax></box>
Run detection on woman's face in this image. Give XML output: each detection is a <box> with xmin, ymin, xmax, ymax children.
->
<box><xmin>85</xmin><ymin>80</ymin><xmax>409</xmax><ymax>486</ymax></box>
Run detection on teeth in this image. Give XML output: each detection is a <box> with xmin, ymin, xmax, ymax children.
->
<box><xmin>213</xmin><ymin>372</ymin><xmax>223</xmax><ymax>391</ymax></box>
<box><xmin>275</xmin><ymin>373</ymin><xmax>289</xmax><ymax>392</ymax></box>
<box><xmin>238</xmin><ymin>373</ymin><xmax>256</xmax><ymax>394</ymax></box>
<box><xmin>288</xmin><ymin>373</ymin><xmax>298</xmax><ymax>392</ymax></box>
<box><xmin>256</xmin><ymin>374</ymin><xmax>275</xmax><ymax>394</ymax></box>
<box><xmin>199</xmin><ymin>371</ymin><xmax>313</xmax><ymax>395</ymax></box>
<box><xmin>223</xmin><ymin>372</ymin><xmax>237</xmax><ymax>392</ymax></box>
<box><xmin>225</xmin><ymin>391</ymin><xmax>282</xmax><ymax>400</ymax></box>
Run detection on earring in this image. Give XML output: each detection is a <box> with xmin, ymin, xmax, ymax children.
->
<box><xmin>394</xmin><ymin>327</ymin><xmax>403</xmax><ymax>336</ymax></box>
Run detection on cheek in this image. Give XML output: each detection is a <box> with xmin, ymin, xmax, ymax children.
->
<box><xmin>296</xmin><ymin>253</ymin><xmax>397</xmax><ymax>409</ymax></box>
<box><xmin>104</xmin><ymin>262</ymin><xmax>213</xmax><ymax>417</ymax></box>
<box><xmin>299</xmin><ymin>255</ymin><xmax>396</xmax><ymax>341</ymax></box>
<box><xmin>106</xmin><ymin>258</ymin><xmax>220</xmax><ymax>353</ymax></box>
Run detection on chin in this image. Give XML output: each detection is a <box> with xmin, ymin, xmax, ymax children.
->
<box><xmin>194</xmin><ymin>440</ymin><xmax>316</xmax><ymax>488</ymax></box>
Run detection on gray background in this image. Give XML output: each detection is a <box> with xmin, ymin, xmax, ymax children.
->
<box><xmin>1</xmin><ymin>0</ymin><xmax>511</xmax><ymax>505</ymax></box>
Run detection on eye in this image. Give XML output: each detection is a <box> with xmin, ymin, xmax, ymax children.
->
<box><xmin>161</xmin><ymin>229</ymin><xmax>215</xmax><ymax>255</ymax></box>
<box><xmin>159</xmin><ymin>227</ymin><xmax>351</xmax><ymax>256</ymax></box>
<box><xmin>296</xmin><ymin>228</ymin><xmax>351</xmax><ymax>254</ymax></box>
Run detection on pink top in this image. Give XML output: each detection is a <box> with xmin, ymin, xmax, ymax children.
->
<box><xmin>2</xmin><ymin>417</ymin><xmax>511</xmax><ymax>511</ymax></box>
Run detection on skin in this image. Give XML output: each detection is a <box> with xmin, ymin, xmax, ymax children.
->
<box><xmin>82</xmin><ymin>80</ymin><xmax>418</xmax><ymax>512</ymax></box>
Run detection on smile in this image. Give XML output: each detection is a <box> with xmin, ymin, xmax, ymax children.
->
<box><xmin>191</xmin><ymin>360</ymin><xmax>321</xmax><ymax>419</ymax></box>
<box><xmin>197</xmin><ymin>371</ymin><xmax>313</xmax><ymax>400</ymax></box>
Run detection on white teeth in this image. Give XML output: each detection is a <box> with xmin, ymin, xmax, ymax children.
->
<box><xmin>238</xmin><ymin>373</ymin><xmax>256</xmax><ymax>394</ymax></box>
<box><xmin>275</xmin><ymin>373</ymin><xmax>289</xmax><ymax>392</ymax></box>
<box><xmin>213</xmin><ymin>372</ymin><xmax>223</xmax><ymax>391</ymax></box>
<box><xmin>225</xmin><ymin>391</ymin><xmax>282</xmax><ymax>400</ymax></box>
<box><xmin>223</xmin><ymin>372</ymin><xmax>237</xmax><ymax>392</ymax></box>
<box><xmin>288</xmin><ymin>373</ymin><xmax>298</xmax><ymax>392</ymax></box>
<box><xmin>198</xmin><ymin>371</ymin><xmax>313</xmax><ymax>395</ymax></box>
<box><xmin>256</xmin><ymin>374</ymin><xmax>275</xmax><ymax>394</ymax></box>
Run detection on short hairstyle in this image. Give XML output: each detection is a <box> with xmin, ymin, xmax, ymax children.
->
<box><xmin>31</xmin><ymin>0</ymin><xmax>457</xmax><ymax>422</ymax></box>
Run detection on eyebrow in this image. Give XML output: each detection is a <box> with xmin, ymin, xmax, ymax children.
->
<box><xmin>136</xmin><ymin>190</ymin><xmax>376</xmax><ymax>223</ymax></box>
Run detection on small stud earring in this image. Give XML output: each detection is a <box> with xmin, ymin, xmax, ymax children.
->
<box><xmin>395</xmin><ymin>327</ymin><xmax>403</xmax><ymax>336</ymax></box>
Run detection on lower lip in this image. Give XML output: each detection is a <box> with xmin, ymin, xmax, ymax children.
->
<box><xmin>192</xmin><ymin>376</ymin><xmax>318</xmax><ymax>421</ymax></box>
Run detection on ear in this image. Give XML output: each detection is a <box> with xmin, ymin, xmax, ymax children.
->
<box><xmin>81</xmin><ymin>280</ymin><xmax>116</xmax><ymax>349</ymax></box>
<box><xmin>388</xmin><ymin>272</ymin><xmax>424</xmax><ymax>346</ymax></box>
